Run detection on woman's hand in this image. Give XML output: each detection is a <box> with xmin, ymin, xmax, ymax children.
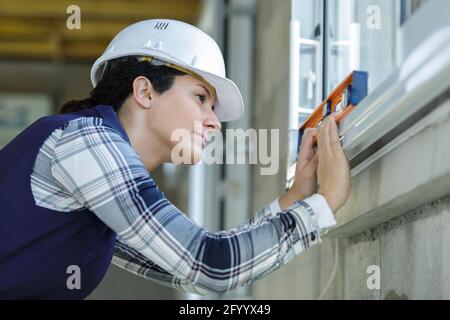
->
<box><xmin>279</xmin><ymin>128</ymin><xmax>319</xmax><ymax>209</ymax></box>
<box><xmin>317</xmin><ymin>114</ymin><xmax>352</xmax><ymax>213</ymax></box>
<box><xmin>291</xmin><ymin>128</ymin><xmax>319</xmax><ymax>199</ymax></box>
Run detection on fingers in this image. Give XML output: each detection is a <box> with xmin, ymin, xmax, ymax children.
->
<box><xmin>318</xmin><ymin>114</ymin><xmax>340</xmax><ymax>153</ymax></box>
<box><xmin>317</xmin><ymin>118</ymin><xmax>331</xmax><ymax>156</ymax></box>
<box><xmin>317</xmin><ymin>123</ymin><xmax>327</xmax><ymax>168</ymax></box>
<box><xmin>300</xmin><ymin>128</ymin><xmax>318</xmax><ymax>151</ymax></box>
<box><xmin>316</xmin><ymin>114</ymin><xmax>352</xmax><ymax>212</ymax></box>
<box><xmin>326</xmin><ymin>114</ymin><xmax>340</xmax><ymax>147</ymax></box>
<box><xmin>312</xmin><ymin>152</ymin><xmax>319</xmax><ymax>166</ymax></box>
<box><xmin>310</xmin><ymin>114</ymin><xmax>344</xmax><ymax>164</ymax></box>
<box><xmin>298</xmin><ymin>128</ymin><xmax>318</xmax><ymax>161</ymax></box>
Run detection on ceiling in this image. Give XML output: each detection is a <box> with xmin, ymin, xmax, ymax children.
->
<box><xmin>0</xmin><ymin>0</ymin><xmax>203</xmax><ymax>62</ymax></box>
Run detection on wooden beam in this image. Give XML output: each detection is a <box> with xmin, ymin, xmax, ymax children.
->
<box><xmin>0</xmin><ymin>40</ymin><xmax>54</xmax><ymax>58</ymax></box>
<box><xmin>0</xmin><ymin>0</ymin><xmax>202</xmax><ymax>23</ymax></box>
<box><xmin>0</xmin><ymin>0</ymin><xmax>204</xmax><ymax>61</ymax></box>
<box><xmin>0</xmin><ymin>40</ymin><xmax>108</xmax><ymax>61</ymax></box>
<box><xmin>0</xmin><ymin>18</ymin><xmax>130</xmax><ymax>41</ymax></box>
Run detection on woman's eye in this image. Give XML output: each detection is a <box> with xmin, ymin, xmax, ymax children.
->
<box><xmin>196</xmin><ymin>94</ymin><xmax>206</xmax><ymax>104</ymax></box>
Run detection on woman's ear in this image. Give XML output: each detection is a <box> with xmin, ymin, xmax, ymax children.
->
<box><xmin>132</xmin><ymin>76</ymin><xmax>154</xmax><ymax>109</ymax></box>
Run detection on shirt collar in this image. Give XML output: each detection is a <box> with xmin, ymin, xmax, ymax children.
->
<box><xmin>92</xmin><ymin>105</ymin><xmax>131</xmax><ymax>144</ymax></box>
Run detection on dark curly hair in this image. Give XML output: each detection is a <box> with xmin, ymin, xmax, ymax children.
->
<box><xmin>58</xmin><ymin>56</ymin><xmax>186</xmax><ymax>114</ymax></box>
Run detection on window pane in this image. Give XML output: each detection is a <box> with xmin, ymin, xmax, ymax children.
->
<box><xmin>292</xmin><ymin>0</ymin><xmax>323</xmax><ymax>39</ymax></box>
<box><xmin>299</xmin><ymin>46</ymin><xmax>320</xmax><ymax>110</ymax></box>
<box><xmin>401</xmin><ymin>0</ymin><xmax>429</xmax><ymax>24</ymax></box>
<box><xmin>411</xmin><ymin>0</ymin><xmax>428</xmax><ymax>11</ymax></box>
<box><xmin>292</xmin><ymin>0</ymin><xmax>324</xmax><ymax>111</ymax></box>
<box><xmin>325</xmin><ymin>0</ymin><xmax>399</xmax><ymax>94</ymax></box>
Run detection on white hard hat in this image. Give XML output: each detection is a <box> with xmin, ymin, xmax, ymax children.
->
<box><xmin>91</xmin><ymin>19</ymin><xmax>244</xmax><ymax>122</ymax></box>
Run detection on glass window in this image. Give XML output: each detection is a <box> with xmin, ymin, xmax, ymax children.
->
<box><xmin>401</xmin><ymin>0</ymin><xmax>429</xmax><ymax>24</ymax></box>
<box><xmin>325</xmin><ymin>0</ymin><xmax>399</xmax><ymax>95</ymax></box>
<box><xmin>291</xmin><ymin>0</ymin><xmax>324</xmax><ymax>115</ymax></box>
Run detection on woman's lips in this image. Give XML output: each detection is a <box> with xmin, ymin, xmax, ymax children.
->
<box><xmin>203</xmin><ymin>133</ymin><xmax>209</xmax><ymax>145</ymax></box>
<box><xmin>194</xmin><ymin>133</ymin><xmax>207</xmax><ymax>146</ymax></box>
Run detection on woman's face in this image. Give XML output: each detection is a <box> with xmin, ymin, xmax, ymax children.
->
<box><xmin>144</xmin><ymin>74</ymin><xmax>221</xmax><ymax>165</ymax></box>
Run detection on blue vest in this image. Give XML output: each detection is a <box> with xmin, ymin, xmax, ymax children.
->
<box><xmin>0</xmin><ymin>105</ymin><xmax>128</xmax><ymax>299</ymax></box>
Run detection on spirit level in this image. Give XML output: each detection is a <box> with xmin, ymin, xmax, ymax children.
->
<box><xmin>297</xmin><ymin>71</ymin><xmax>368</xmax><ymax>150</ymax></box>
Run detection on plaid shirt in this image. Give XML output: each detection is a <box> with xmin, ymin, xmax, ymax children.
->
<box><xmin>31</xmin><ymin>116</ymin><xmax>325</xmax><ymax>295</ymax></box>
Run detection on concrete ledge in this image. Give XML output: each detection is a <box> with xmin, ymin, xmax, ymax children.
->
<box><xmin>327</xmin><ymin>99</ymin><xmax>450</xmax><ymax>238</ymax></box>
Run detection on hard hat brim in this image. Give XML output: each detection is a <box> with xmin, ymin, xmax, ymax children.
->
<box><xmin>195</xmin><ymin>71</ymin><xmax>244</xmax><ymax>123</ymax></box>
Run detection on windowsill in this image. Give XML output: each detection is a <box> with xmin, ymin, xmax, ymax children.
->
<box><xmin>326</xmin><ymin>97</ymin><xmax>450</xmax><ymax>238</ymax></box>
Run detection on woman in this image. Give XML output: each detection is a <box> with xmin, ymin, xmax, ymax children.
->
<box><xmin>0</xmin><ymin>19</ymin><xmax>351</xmax><ymax>299</ymax></box>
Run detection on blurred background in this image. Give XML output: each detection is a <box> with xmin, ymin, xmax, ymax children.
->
<box><xmin>1</xmin><ymin>0</ymin><xmax>450</xmax><ymax>300</ymax></box>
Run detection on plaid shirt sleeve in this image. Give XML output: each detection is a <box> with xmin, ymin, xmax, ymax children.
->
<box><xmin>112</xmin><ymin>200</ymin><xmax>295</xmax><ymax>295</ymax></box>
<box><xmin>50</xmin><ymin>119</ymin><xmax>322</xmax><ymax>294</ymax></box>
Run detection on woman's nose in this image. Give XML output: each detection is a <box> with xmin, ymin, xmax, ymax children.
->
<box><xmin>204</xmin><ymin>108</ymin><xmax>222</xmax><ymax>132</ymax></box>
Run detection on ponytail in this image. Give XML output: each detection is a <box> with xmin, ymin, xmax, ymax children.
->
<box><xmin>58</xmin><ymin>97</ymin><xmax>94</xmax><ymax>114</ymax></box>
